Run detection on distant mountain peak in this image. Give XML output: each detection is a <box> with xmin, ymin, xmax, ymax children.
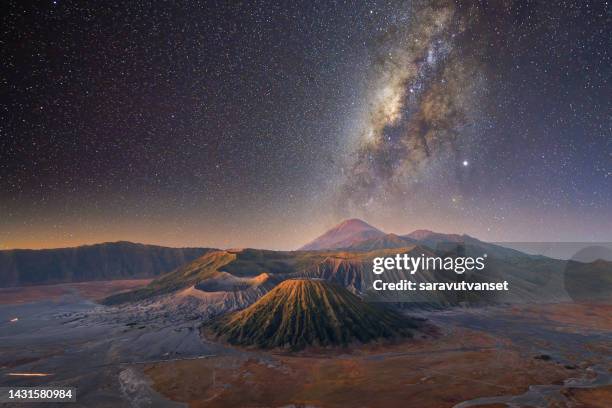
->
<box><xmin>299</xmin><ymin>219</ymin><xmax>385</xmax><ymax>250</ymax></box>
<box><xmin>336</xmin><ymin>218</ymin><xmax>378</xmax><ymax>229</ymax></box>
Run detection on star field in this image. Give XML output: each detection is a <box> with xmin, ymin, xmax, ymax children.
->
<box><xmin>0</xmin><ymin>0</ymin><xmax>610</xmax><ymax>249</ymax></box>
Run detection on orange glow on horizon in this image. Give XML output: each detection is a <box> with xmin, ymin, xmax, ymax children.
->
<box><xmin>7</xmin><ymin>372</ymin><xmax>52</xmax><ymax>377</ymax></box>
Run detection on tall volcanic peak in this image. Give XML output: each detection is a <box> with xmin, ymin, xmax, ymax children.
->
<box><xmin>299</xmin><ymin>219</ymin><xmax>385</xmax><ymax>250</ymax></box>
<box><xmin>205</xmin><ymin>279</ymin><xmax>423</xmax><ymax>350</ymax></box>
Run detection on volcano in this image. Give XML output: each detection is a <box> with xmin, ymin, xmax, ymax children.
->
<box><xmin>205</xmin><ymin>279</ymin><xmax>423</xmax><ymax>350</ymax></box>
<box><xmin>299</xmin><ymin>219</ymin><xmax>385</xmax><ymax>250</ymax></box>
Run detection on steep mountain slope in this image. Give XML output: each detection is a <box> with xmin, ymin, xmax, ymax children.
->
<box><xmin>205</xmin><ymin>279</ymin><xmax>424</xmax><ymax>350</ymax></box>
<box><xmin>102</xmin><ymin>248</ymin><xmax>323</xmax><ymax>305</ymax></box>
<box><xmin>0</xmin><ymin>242</ymin><xmax>212</xmax><ymax>287</ymax></box>
<box><xmin>299</xmin><ymin>219</ymin><xmax>385</xmax><ymax>250</ymax></box>
<box><xmin>347</xmin><ymin>233</ymin><xmax>417</xmax><ymax>251</ymax></box>
<box><xmin>103</xmin><ymin>250</ymin><xmax>237</xmax><ymax>304</ymax></box>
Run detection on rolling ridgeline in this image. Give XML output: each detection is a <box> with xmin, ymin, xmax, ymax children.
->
<box><xmin>0</xmin><ymin>241</ymin><xmax>212</xmax><ymax>287</ymax></box>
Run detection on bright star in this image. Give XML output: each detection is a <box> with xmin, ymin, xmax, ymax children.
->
<box><xmin>462</xmin><ymin>160</ymin><xmax>469</xmax><ymax>167</ymax></box>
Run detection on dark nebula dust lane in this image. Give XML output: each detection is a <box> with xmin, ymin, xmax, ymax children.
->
<box><xmin>341</xmin><ymin>1</ymin><xmax>487</xmax><ymax>206</ymax></box>
<box><xmin>0</xmin><ymin>0</ymin><xmax>610</xmax><ymax>249</ymax></box>
<box><xmin>337</xmin><ymin>0</ymin><xmax>610</xmax><ymax>242</ymax></box>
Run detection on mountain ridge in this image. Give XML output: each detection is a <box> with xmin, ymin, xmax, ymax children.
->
<box><xmin>299</xmin><ymin>219</ymin><xmax>484</xmax><ymax>251</ymax></box>
<box><xmin>0</xmin><ymin>241</ymin><xmax>214</xmax><ymax>287</ymax></box>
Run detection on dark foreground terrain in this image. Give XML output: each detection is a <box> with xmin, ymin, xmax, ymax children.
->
<box><xmin>147</xmin><ymin>302</ymin><xmax>612</xmax><ymax>408</ymax></box>
<box><xmin>0</xmin><ymin>282</ymin><xmax>610</xmax><ymax>407</ymax></box>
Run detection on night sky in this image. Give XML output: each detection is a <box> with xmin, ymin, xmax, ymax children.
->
<box><xmin>1</xmin><ymin>0</ymin><xmax>610</xmax><ymax>250</ymax></box>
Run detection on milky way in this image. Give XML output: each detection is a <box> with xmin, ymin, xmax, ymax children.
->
<box><xmin>342</xmin><ymin>1</ymin><xmax>488</xmax><ymax>212</ymax></box>
<box><xmin>337</xmin><ymin>0</ymin><xmax>610</xmax><ymax>242</ymax></box>
<box><xmin>1</xmin><ymin>1</ymin><xmax>610</xmax><ymax>249</ymax></box>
